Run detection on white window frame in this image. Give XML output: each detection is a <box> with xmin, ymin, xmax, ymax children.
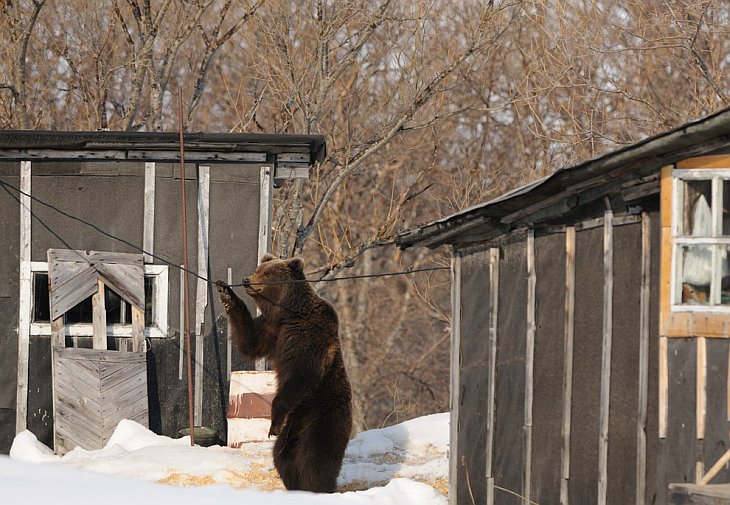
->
<box><xmin>29</xmin><ymin>262</ymin><xmax>169</xmax><ymax>338</ymax></box>
<box><xmin>670</xmin><ymin>168</ymin><xmax>730</xmax><ymax>314</ymax></box>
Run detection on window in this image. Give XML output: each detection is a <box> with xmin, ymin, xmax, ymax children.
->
<box><xmin>30</xmin><ymin>262</ymin><xmax>169</xmax><ymax>338</ymax></box>
<box><xmin>661</xmin><ymin>155</ymin><xmax>730</xmax><ymax>337</ymax></box>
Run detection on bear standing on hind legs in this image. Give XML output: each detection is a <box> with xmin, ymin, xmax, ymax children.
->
<box><xmin>215</xmin><ymin>254</ymin><xmax>352</xmax><ymax>493</ymax></box>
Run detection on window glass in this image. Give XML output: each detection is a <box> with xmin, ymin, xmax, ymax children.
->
<box><xmin>679</xmin><ymin>245</ymin><xmax>711</xmax><ymax>304</ymax></box>
<box><xmin>32</xmin><ymin>273</ymin><xmax>50</xmax><ymax>322</ymax></box>
<box><xmin>683</xmin><ymin>180</ymin><xmax>712</xmax><ymax>237</ymax></box>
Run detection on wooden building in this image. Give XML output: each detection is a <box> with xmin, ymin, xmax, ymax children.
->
<box><xmin>396</xmin><ymin>107</ymin><xmax>730</xmax><ymax>505</ymax></box>
<box><xmin>0</xmin><ymin>130</ymin><xmax>325</xmax><ymax>454</ymax></box>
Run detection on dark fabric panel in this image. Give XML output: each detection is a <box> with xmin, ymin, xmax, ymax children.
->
<box><xmin>658</xmin><ymin>338</ymin><xmax>697</xmax><ymax>500</ymax></box>
<box><xmin>647</xmin><ymin>209</ymin><xmax>661</xmax><ymax>505</ymax></box>
<box><xmin>704</xmin><ymin>339</ymin><xmax>730</xmax><ymax>483</ymax></box>
<box><xmin>26</xmin><ymin>336</ymin><xmax>53</xmax><ymax>448</ymax></box>
<box><xmin>31</xmin><ymin>164</ymin><xmax>145</xmax><ymax>260</ymax></box>
<box><xmin>607</xmin><ymin>222</ymin><xmax>641</xmax><ymax>505</ymax></box>
<box><xmin>0</xmin><ymin>408</ymin><xmax>14</xmax><ymax>453</ymax></box>
<box><xmin>494</xmin><ymin>241</ymin><xmax>527</xmax><ymax>505</ymax></box>
<box><xmin>531</xmin><ymin>232</ymin><xmax>566</xmax><ymax>505</ymax></box>
<box><xmin>569</xmin><ymin>227</ymin><xmax>604</xmax><ymax>505</ymax></box>
<box><xmin>0</xmin><ymin>299</ymin><xmax>19</xmax><ymax>411</ymax></box>
<box><xmin>457</xmin><ymin>248</ymin><xmax>490</xmax><ymax>505</ymax></box>
<box><xmin>0</xmin><ymin>171</ymin><xmax>20</xmax><ymax>298</ymax></box>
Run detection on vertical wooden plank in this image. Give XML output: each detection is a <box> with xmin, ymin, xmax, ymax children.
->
<box><xmin>92</xmin><ymin>280</ymin><xmax>107</xmax><ymax>350</ymax></box>
<box><xmin>449</xmin><ymin>252</ymin><xmax>462</xmax><ymax>505</ymax></box>
<box><xmin>16</xmin><ymin>160</ymin><xmax>31</xmax><ymax>434</ymax></box>
<box><xmin>131</xmin><ymin>306</ymin><xmax>144</xmax><ymax>352</ymax></box>
<box><xmin>194</xmin><ymin>165</ymin><xmax>210</xmax><ymax>426</ymax></box>
<box><xmin>143</xmin><ymin>161</ymin><xmax>156</xmax><ymax>263</ymax></box>
<box><xmin>659</xmin><ymin>335</ymin><xmax>668</xmax><ymax>438</ymax></box>
<box><xmin>227</xmin><ymin>267</ymin><xmax>232</xmax><ymax>382</ymax></box>
<box><xmin>598</xmin><ymin>210</ymin><xmax>614</xmax><ymax>505</ymax></box>
<box><xmin>179</xmin><ymin>265</ymin><xmax>185</xmax><ymax>381</ymax></box>
<box><xmin>660</xmin><ymin>165</ymin><xmax>673</xmax><ymax>336</ymax></box>
<box><xmin>524</xmin><ymin>230</ymin><xmax>536</xmax><ymax>505</ymax></box>
<box><xmin>51</xmin><ymin>317</ymin><xmax>65</xmax><ymax>348</ymax></box>
<box><xmin>561</xmin><ymin>226</ymin><xmax>576</xmax><ymax>505</ymax></box>
<box><xmin>256</xmin><ymin>165</ymin><xmax>273</xmax><ymax>371</ymax></box>
<box><xmin>710</xmin><ymin>178</ymin><xmax>722</xmax><ymax>305</ymax></box>
<box><xmin>486</xmin><ymin>247</ymin><xmax>500</xmax><ymax>505</ymax></box>
<box><xmin>696</xmin><ymin>337</ymin><xmax>706</xmax><ymax>442</ymax></box>
<box><xmin>636</xmin><ymin>213</ymin><xmax>651</xmax><ymax>505</ymax></box>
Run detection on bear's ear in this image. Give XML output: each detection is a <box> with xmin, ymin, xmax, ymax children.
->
<box><xmin>287</xmin><ymin>257</ymin><xmax>305</xmax><ymax>276</ymax></box>
<box><xmin>260</xmin><ymin>253</ymin><xmax>277</xmax><ymax>263</ymax></box>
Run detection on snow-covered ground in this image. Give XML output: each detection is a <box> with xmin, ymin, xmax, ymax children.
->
<box><xmin>2</xmin><ymin>413</ymin><xmax>448</xmax><ymax>505</ymax></box>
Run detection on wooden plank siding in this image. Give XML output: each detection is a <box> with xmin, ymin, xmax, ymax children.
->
<box><xmin>53</xmin><ymin>347</ymin><xmax>148</xmax><ymax>455</ymax></box>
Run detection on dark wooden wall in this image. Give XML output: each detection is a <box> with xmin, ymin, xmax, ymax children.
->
<box><xmin>452</xmin><ymin>210</ymin><xmax>701</xmax><ymax>505</ymax></box>
<box><xmin>1</xmin><ymin>160</ymin><xmax>263</xmax><ymax>452</ymax></box>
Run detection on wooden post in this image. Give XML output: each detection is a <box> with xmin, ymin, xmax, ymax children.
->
<box><xmin>598</xmin><ymin>209</ymin><xmax>614</xmax><ymax>505</ymax></box>
<box><xmin>143</xmin><ymin>161</ymin><xmax>156</xmax><ymax>263</ymax></box>
<box><xmin>486</xmin><ymin>247</ymin><xmax>500</xmax><ymax>505</ymax></box>
<box><xmin>92</xmin><ymin>279</ymin><xmax>107</xmax><ymax>350</ymax></box>
<box><xmin>256</xmin><ymin>165</ymin><xmax>273</xmax><ymax>371</ymax></box>
<box><xmin>561</xmin><ymin>226</ymin><xmax>576</xmax><ymax>505</ymax></box>
<box><xmin>696</xmin><ymin>337</ymin><xmax>707</xmax><ymax>441</ymax></box>
<box><xmin>194</xmin><ymin>165</ymin><xmax>210</xmax><ymax>426</ymax></box>
<box><xmin>636</xmin><ymin>212</ymin><xmax>651</xmax><ymax>505</ymax></box>
<box><xmin>524</xmin><ymin>230</ymin><xmax>536</xmax><ymax>505</ymax></box>
<box><xmin>179</xmin><ymin>265</ymin><xmax>185</xmax><ymax>381</ymax></box>
<box><xmin>449</xmin><ymin>253</ymin><xmax>462</xmax><ymax>505</ymax></box>
<box><xmin>131</xmin><ymin>306</ymin><xmax>144</xmax><ymax>353</ymax></box>
<box><xmin>16</xmin><ymin>160</ymin><xmax>31</xmax><ymax>434</ymax></box>
<box><xmin>659</xmin><ymin>336</ymin><xmax>668</xmax><ymax>438</ymax></box>
<box><xmin>227</xmin><ymin>267</ymin><xmax>233</xmax><ymax>381</ymax></box>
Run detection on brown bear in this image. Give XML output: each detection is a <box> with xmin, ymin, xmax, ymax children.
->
<box><xmin>215</xmin><ymin>254</ymin><xmax>352</xmax><ymax>493</ymax></box>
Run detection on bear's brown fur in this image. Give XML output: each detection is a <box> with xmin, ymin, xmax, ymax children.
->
<box><xmin>215</xmin><ymin>254</ymin><xmax>352</xmax><ymax>493</ymax></box>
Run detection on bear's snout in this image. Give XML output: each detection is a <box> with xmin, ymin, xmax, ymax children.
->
<box><xmin>242</xmin><ymin>277</ymin><xmax>251</xmax><ymax>287</ymax></box>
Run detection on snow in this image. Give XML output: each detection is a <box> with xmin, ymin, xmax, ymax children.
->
<box><xmin>3</xmin><ymin>413</ymin><xmax>449</xmax><ymax>505</ymax></box>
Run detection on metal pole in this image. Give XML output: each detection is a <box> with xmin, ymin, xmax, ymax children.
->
<box><xmin>178</xmin><ymin>88</ymin><xmax>195</xmax><ymax>446</ymax></box>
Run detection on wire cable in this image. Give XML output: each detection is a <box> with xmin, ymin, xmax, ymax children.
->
<box><xmin>0</xmin><ymin>178</ymin><xmax>449</xmax><ymax>287</ymax></box>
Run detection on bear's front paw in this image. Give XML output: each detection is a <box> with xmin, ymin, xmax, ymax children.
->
<box><xmin>215</xmin><ymin>281</ymin><xmax>235</xmax><ymax>311</ymax></box>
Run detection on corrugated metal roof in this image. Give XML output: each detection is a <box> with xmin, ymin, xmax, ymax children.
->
<box><xmin>396</xmin><ymin>106</ymin><xmax>730</xmax><ymax>249</ymax></box>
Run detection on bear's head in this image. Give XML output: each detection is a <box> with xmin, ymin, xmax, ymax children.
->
<box><xmin>242</xmin><ymin>254</ymin><xmax>306</xmax><ymax>306</ymax></box>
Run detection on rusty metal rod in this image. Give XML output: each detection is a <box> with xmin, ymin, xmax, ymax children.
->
<box><xmin>178</xmin><ymin>88</ymin><xmax>195</xmax><ymax>446</ymax></box>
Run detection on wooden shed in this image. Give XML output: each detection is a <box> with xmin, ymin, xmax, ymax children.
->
<box><xmin>396</xmin><ymin>107</ymin><xmax>730</xmax><ymax>505</ymax></box>
<box><xmin>0</xmin><ymin>130</ymin><xmax>325</xmax><ymax>454</ymax></box>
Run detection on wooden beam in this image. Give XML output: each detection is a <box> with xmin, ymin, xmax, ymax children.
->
<box><xmin>696</xmin><ymin>337</ymin><xmax>707</xmax><ymax>441</ymax></box>
<box><xmin>523</xmin><ymin>230</ymin><xmax>536</xmax><ymax>505</ymax></box>
<box><xmin>659</xmin><ymin>335</ymin><xmax>668</xmax><ymax>438</ymax></box>
<box><xmin>486</xmin><ymin>247</ymin><xmax>500</xmax><ymax>505</ymax></box>
<box><xmin>16</xmin><ymin>160</ymin><xmax>31</xmax><ymax>434</ymax></box>
<box><xmin>143</xmin><ymin>162</ymin><xmax>155</xmax><ymax>263</ymax></box>
<box><xmin>636</xmin><ymin>212</ymin><xmax>651</xmax><ymax>505</ymax></box>
<box><xmin>561</xmin><ymin>226</ymin><xmax>576</xmax><ymax>505</ymax></box>
<box><xmin>448</xmin><ymin>253</ymin><xmax>462</xmax><ymax>505</ymax></box>
<box><xmin>92</xmin><ymin>280</ymin><xmax>107</xmax><ymax>350</ymax></box>
<box><xmin>256</xmin><ymin>166</ymin><xmax>273</xmax><ymax>371</ymax></box>
<box><xmin>227</xmin><ymin>267</ymin><xmax>233</xmax><ymax>382</ymax></box>
<box><xmin>598</xmin><ymin>209</ymin><xmax>614</xmax><ymax>505</ymax></box>
<box><xmin>131</xmin><ymin>306</ymin><xmax>144</xmax><ymax>353</ymax></box>
<box><xmin>194</xmin><ymin>165</ymin><xmax>210</xmax><ymax>426</ymax></box>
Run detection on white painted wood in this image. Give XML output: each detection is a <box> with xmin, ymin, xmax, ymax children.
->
<box><xmin>486</xmin><ymin>248</ymin><xmax>500</xmax><ymax>505</ymax></box>
<box><xmin>561</xmin><ymin>226</ymin><xmax>576</xmax><ymax>505</ymax></box>
<box><xmin>659</xmin><ymin>336</ymin><xmax>668</xmax><ymax>438</ymax></box>
<box><xmin>636</xmin><ymin>213</ymin><xmax>651</xmax><ymax>505</ymax></box>
<box><xmin>16</xmin><ymin>160</ymin><xmax>31</xmax><ymax>434</ymax></box>
<box><xmin>227</xmin><ymin>267</ymin><xmax>233</xmax><ymax>382</ymax></box>
<box><xmin>711</xmin><ymin>178</ymin><xmax>723</xmax><ymax>304</ymax></box>
<box><xmin>448</xmin><ymin>253</ymin><xmax>461</xmax><ymax>505</ymax></box>
<box><xmin>143</xmin><ymin>162</ymin><xmax>156</xmax><ymax>263</ymax></box>
<box><xmin>697</xmin><ymin>337</ymin><xmax>707</xmax><ymax>440</ymax></box>
<box><xmin>194</xmin><ymin>165</ymin><xmax>210</xmax><ymax>426</ymax></box>
<box><xmin>673</xmin><ymin>168</ymin><xmax>730</xmax><ymax>179</ymax></box>
<box><xmin>92</xmin><ymin>280</ymin><xmax>107</xmax><ymax>350</ymax></box>
<box><xmin>598</xmin><ymin>210</ymin><xmax>614</xmax><ymax>505</ymax></box>
<box><xmin>524</xmin><ymin>230</ymin><xmax>536</xmax><ymax>505</ymax></box>
<box><xmin>256</xmin><ymin>166</ymin><xmax>273</xmax><ymax>372</ymax></box>
<box><xmin>179</xmin><ymin>265</ymin><xmax>185</xmax><ymax>381</ymax></box>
